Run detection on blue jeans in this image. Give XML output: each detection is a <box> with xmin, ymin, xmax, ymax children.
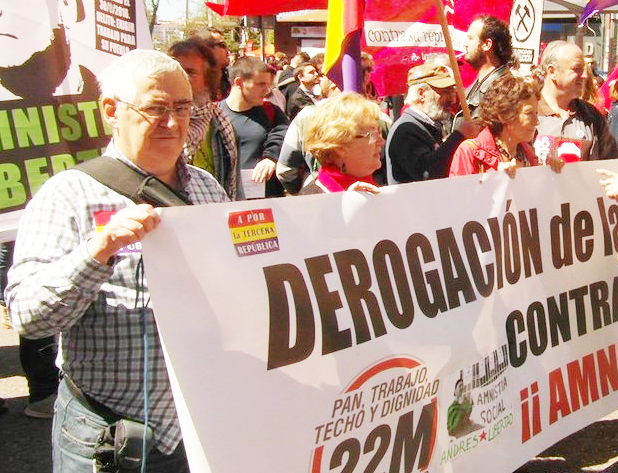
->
<box><xmin>53</xmin><ymin>379</ymin><xmax>190</xmax><ymax>473</ymax></box>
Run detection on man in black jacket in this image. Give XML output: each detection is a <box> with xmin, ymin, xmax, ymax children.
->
<box><xmin>286</xmin><ymin>62</ymin><xmax>321</xmax><ymax>120</ymax></box>
<box><xmin>277</xmin><ymin>51</ymin><xmax>310</xmax><ymax>105</ymax></box>
<box><xmin>386</xmin><ymin>64</ymin><xmax>478</xmax><ymax>184</ymax></box>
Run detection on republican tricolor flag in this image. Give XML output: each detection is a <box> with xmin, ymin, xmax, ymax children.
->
<box><xmin>323</xmin><ymin>0</ymin><xmax>366</xmax><ymax>93</ymax></box>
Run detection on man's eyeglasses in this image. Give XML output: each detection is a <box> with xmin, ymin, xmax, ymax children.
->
<box><xmin>117</xmin><ymin>99</ymin><xmax>193</xmax><ymax>120</ymax></box>
<box><xmin>354</xmin><ymin>131</ymin><xmax>382</xmax><ymax>144</ymax></box>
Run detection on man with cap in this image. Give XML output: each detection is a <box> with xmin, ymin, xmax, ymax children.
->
<box><xmin>386</xmin><ymin>63</ymin><xmax>478</xmax><ymax>184</ymax></box>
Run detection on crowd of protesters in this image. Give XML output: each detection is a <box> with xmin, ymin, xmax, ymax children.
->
<box><xmin>4</xmin><ymin>16</ymin><xmax>618</xmax><ymax>473</ymax></box>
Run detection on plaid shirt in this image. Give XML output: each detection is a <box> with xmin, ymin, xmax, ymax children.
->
<box><xmin>6</xmin><ymin>142</ymin><xmax>229</xmax><ymax>454</ymax></box>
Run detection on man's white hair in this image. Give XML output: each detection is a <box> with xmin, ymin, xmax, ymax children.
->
<box><xmin>98</xmin><ymin>49</ymin><xmax>189</xmax><ymax>103</ymax></box>
<box><xmin>404</xmin><ymin>83</ymin><xmax>446</xmax><ymax>121</ymax></box>
<box><xmin>404</xmin><ymin>83</ymin><xmax>431</xmax><ymax>106</ymax></box>
<box><xmin>539</xmin><ymin>40</ymin><xmax>580</xmax><ymax>81</ymax></box>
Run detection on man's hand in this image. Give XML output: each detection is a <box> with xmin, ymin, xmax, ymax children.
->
<box><xmin>86</xmin><ymin>204</ymin><xmax>160</xmax><ymax>264</ymax></box>
<box><xmin>456</xmin><ymin>120</ymin><xmax>481</xmax><ymax>139</ymax></box>
<box><xmin>252</xmin><ymin>158</ymin><xmax>276</xmax><ymax>183</ymax></box>
<box><xmin>598</xmin><ymin>169</ymin><xmax>618</xmax><ymax>199</ymax></box>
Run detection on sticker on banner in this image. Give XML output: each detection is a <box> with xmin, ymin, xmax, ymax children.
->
<box><xmin>439</xmin><ymin>346</ymin><xmax>514</xmax><ymax>465</ymax></box>
<box><xmin>310</xmin><ymin>356</ymin><xmax>440</xmax><ymax>473</ymax></box>
<box><xmin>228</xmin><ymin>209</ymin><xmax>280</xmax><ymax>257</ymax></box>
<box><xmin>533</xmin><ymin>135</ymin><xmax>583</xmax><ymax>164</ymax></box>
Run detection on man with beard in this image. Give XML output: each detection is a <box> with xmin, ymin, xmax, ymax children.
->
<box><xmin>456</xmin><ymin>15</ymin><xmax>512</xmax><ymax>124</ymax></box>
<box><xmin>386</xmin><ymin>64</ymin><xmax>478</xmax><ymax>184</ymax></box>
<box><xmin>535</xmin><ymin>41</ymin><xmax>616</xmax><ymax>161</ymax></box>
<box><xmin>0</xmin><ymin>0</ymin><xmax>97</xmax><ymax>101</ymax></box>
<box><xmin>168</xmin><ymin>37</ymin><xmax>241</xmax><ymax>200</ymax></box>
<box><xmin>202</xmin><ymin>27</ymin><xmax>231</xmax><ymax>99</ymax></box>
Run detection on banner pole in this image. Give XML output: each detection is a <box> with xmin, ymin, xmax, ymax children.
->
<box><xmin>433</xmin><ymin>0</ymin><xmax>471</xmax><ymax>121</ymax></box>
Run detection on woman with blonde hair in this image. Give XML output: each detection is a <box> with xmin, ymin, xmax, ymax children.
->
<box><xmin>300</xmin><ymin>92</ymin><xmax>384</xmax><ymax>194</ymax></box>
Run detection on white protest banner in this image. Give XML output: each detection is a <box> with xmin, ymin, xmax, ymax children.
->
<box><xmin>143</xmin><ymin>160</ymin><xmax>618</xmax><ymax>473</ymax></box>
<box><xmin>0</xmin><ymin>0</ymin><xmax>152</xmax><ymax>239</ymax></box>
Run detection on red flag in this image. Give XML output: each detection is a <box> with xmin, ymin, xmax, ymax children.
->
<box><xmin>364</xmin><ymin>0</ymin><xmax>512</xmax><ymax>96</ymax></box>
<box><xmin>206</xmin><ymin>0</ymin><xmax>512</xmax><ymax>97</ymax></box>
<box><xmin>205</xmin><ymin>0</ymin><xmax>326</xmax><ymax>16</ymax></box>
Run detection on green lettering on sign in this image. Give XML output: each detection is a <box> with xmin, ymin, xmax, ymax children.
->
<box><xmin>0</xmin><ymin>163</ymin><xmax>26</xmax><ymax>209</ymax></box>
<box><xmin>41</xmin><ymin>105</ymin><xmax>60</xmax><ymax>144</ymax></box>
<box><xmin>25</xmin><ymin>157</ymin><xmax>51</xmax><ymax>196</ymax></box>
<box><xmin>58</xmin><ymin>103</ymin><xmax>81</xmax><ymax>141</ymax></box>
<box><xmin>13</xmin><ymin>107</ymin><xmax>45</xmax><ymax>148</ymax></box>
<box><xmin>51</xmin><ymin>154</ymin><xmax>76</xmax><ymax>175</ymax></box>
<box><xmin>0</xmin><ymin>110</ymin><xmax>15</xmax><ymax>151</ymax></box>
<box><xmin>78</xmin><ymin>101</ymin><xmax>100</xmax><ymax>138</ymax></box>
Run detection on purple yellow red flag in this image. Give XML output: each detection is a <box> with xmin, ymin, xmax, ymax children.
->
<box><xmin>323</xmin><ymin>0</ymin><xmax>365</xmax><ymax>93</ymax></box>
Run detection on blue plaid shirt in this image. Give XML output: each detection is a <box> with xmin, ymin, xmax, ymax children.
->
<box><xmin>6</xmin><ymin>141</ymin><xmax>229</xmax><ymax>453</ymax></box>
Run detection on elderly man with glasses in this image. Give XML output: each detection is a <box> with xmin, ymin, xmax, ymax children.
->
<box><xmin>6</xmin><ymin>49</ymin><xmax>229</xmax><ymax>473</ymax></box>
<box><xmin>0</xmin><ymin>0</ymin><xmax>98</xmax><ymax>100</ymax></box>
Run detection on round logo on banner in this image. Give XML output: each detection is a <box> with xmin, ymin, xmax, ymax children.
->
<box><xmin>511</xmin><ymin>0</ymin><xmax>536</xmax><ymax>43</ymax></box>
<box><xmin>310</xmin><ymin>356</ymin><xmax>440</xmax><ymax>472</ymax></box>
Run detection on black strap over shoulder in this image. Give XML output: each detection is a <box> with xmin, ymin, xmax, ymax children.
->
<box><xmin>76</xmin><ymin>155</ymin><xmax>191</xmax><ymax>207</ymax></box>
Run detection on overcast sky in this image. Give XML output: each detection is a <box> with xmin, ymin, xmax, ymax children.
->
<box><xmin>155</xmin><ymin>0</ymin><xmax>206</xmax><ymax>21</ymax></box>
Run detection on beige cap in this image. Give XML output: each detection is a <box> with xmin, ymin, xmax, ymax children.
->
<box><xmin>407</xmin><ymin>63</ymin><xmax>455</xmax><ymax>88</ymax></box>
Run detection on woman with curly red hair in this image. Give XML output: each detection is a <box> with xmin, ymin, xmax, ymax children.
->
<box><xmin>449</xmin><ymin>74</ymin><xmax>541</xmax><ymax>177</ymax></box>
